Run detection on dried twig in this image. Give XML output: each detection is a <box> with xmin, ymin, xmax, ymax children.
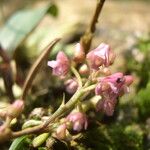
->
<box><xmin>21</xmin><ymin>38</ymin><xmax>60</xmax><ymax>100</ymax></box>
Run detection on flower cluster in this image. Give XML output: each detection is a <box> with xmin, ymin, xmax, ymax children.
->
<box><xmin>0</xmin><ymin>42</ymin><xmax>133</xmax><ymax>145</ymax></box>
<box><xmin>47</xmin><ymin>42</ymin><xmax>133</xmax><ymax>139</ymax></box>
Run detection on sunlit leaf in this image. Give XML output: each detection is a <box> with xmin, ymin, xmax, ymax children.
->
<box><xmin>9</xmin><ymin>136</ymin><xmax>30</xmax><ymax>150</ymax></box>
<box><xmin>0</xmin><ymin>3</ymin><xmax>58</xmax><ymax>53</ymax></box>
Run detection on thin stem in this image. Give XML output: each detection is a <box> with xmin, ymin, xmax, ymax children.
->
<box><xmin>82</xmin><ymin>84</ymin><xmax>97</xmax><ymax>93</ymax></box>
<box><xmin>11</xmin><ymin>88</ymin><xmax>84</xmax><ymax>138</ymax></box>
<box><xmin>71</xmin><ymin>66</ymin><xmax>82</xmax><ymax>88</ymax></box>
<box><xmin>0</xmin><ymin>46</ymin><xmax>14</xmax><ymax>102</ymax></box>
<box><xmin>11</xmin><ymin>81</ymin><xmax>95</xmax><ymax>139</ymax></box>
<box><xmin>80</xmin><ymin>0</ymin><xmax>106</xmax><ymax>53</ymax></box>
<box><xmin>90</xmin><ymin>0</ymin><xmax>106</xmax><ymax>33</ymax></box>
<box><xmin>4</xmin><ymin>117</ymin><xmax>12</xmax><ymax>128</ymax></box>
<box><xmin>0</xmin><ymin>45</ymin><xmax>10</xmax><ymax>63</ymax></box>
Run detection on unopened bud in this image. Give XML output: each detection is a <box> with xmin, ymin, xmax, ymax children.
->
<box><xmin>79</xmin><ymin>64</ymin><xmax>89</xmax><ymax>75</ymax></box>
<box><xmin>124</xmin><ymin>75</ymin><xmax>133</xmax><ymax>86</ymax></box>
<box><xmin>101</xmin><ymin>67</ymin><xmax>111</xmax><ymax>76</ymax></box>
<box><xmin>66</xmin><ymin>112</ymin><xmax>88</xmax><ymax>132</ymax></box>
<box><xmin>7</xmin><ymin>100</ymin><xmax>24</xmax><ymax>118</ymax></box>
<box><xmin>65</xmin><ymin>78</ymin><xmax>78</xmax><ymax>94</ymax></box>
<box><xmin>56</xmin><ymin>124</ymin><xmax>67</xmax><ymax>140</ymax></box>
<box><xmin>74</xmin><ymin>43</ymin><xmax>85</xmax><ymax>63</ymax></box>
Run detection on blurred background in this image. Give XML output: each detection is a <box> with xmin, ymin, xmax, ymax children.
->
<box><xmin>0</xmin><ymin>0</ymin><xmax>150</xmax><ymax>150</ymax></box>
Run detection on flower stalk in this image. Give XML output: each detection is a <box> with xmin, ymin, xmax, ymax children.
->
<box><xmin>80</xmin><ymin>0</ymin><xmax>106</xmax><ymax>53</ymax></box>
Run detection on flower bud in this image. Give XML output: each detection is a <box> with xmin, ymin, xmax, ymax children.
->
<box><xmin>29</xmin><ymin>107</ymin><xmax>46</xmax><ymax>119</ymax></box>
<box><xmin>55</xmin><ymin>124</ymin><xmax>67</xmax><ymax>140</ymax></box>
<box><xmin>73</xmin><ymin>43</ymin><xmax>85</xmax><ymax>63</ymax></box>
<box><xmin>79</xmin><ymin>64</ymin><xmax>89</xmax><ymax>75</ymax></box>
<box><xmin>65</xmin><ymin>78</ymin><xmax>78</xmax><ymax>94</ymax></box>
<box><xmin>7</xmin><ymin>100</ymin><xmax>24</xmax><ymax>118</ymax></box>
<box><xmin>66</xmin><ymin>112</ymin><xmax>88</xmax><ymax>132</ymax></box>
<box><xmin>124</xmin><ymin>75</ymin><xmax>133</xmax><ymax>86</ymax></box>
<box><xmin>101</xmin><ymin>67</ymin><xmax>111</xmax><ymax>76</ymax></box>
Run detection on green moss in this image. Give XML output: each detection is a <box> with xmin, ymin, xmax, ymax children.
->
<box><xmin>78</xmin><ymin>123</ymin><xmax>144</xmax><ymax>150</ymax></box>
<box><xmin>136</xmin><ymin>82</ymin><xmax>150</xmax><ymax>120</ymax></box>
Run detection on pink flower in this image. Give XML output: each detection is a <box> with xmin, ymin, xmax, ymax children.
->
<box><xmin>74</xmin><ymin>43</ymin><xmax>85</xmax><ymax>63</ymax></box>
<box><xmin>95</xmin><ymin>73</ymin><xmax>133</xmax><ymax>116</ymax></box>
<box><xmin>79</xmin><ymin>64</ymin><xmax>89</xmax><ymax>75</ymax></box>
<box><xmin>47</xmin><ymin>51</ymin><xmax>70</xmax><ymax>77</ymax></box>
<box><xmin>124</xmin><ymin>75</ymin><xmax>133</xmax><ymax>86</ymax></box>
<box><xmin>65</xmin><ymin>78</ymin><xmax>78</xmax><ymax>94</ymax></box>
<box><xmin>66</xmin><ymin>112</ymin><xmax>88</xmax><ymax>132</ymax></box>
<box><xmin>7</xmin><ymin>100</ymin><xmax>24</xmax><ymax>118</ymax></box>
<box><xmin>56</xmin><ymin>124</ymin><xmax>67</xmax><ymax>140</ymax></box>
<box><xmin>86</xmin><ymin>43</ymin><xmax>115</xmax><ymax>70</ymax></box>
<box><xmin>96</xmin><ymin>99</ymin><xmax>117</xmax><ymax>116</ymax></box>
<box><xmin>95</xmin><ymin>72</ymin><xmax>125</xmax><ymax>95</ymax></box>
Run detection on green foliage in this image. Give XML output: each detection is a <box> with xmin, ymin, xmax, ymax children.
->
<box><xmin>80</xmin><ymin>124</ymin><xmax>144</xmax><ymax>150</ymax></box>
<box><xmin>125</xmin><ymin>37</ymin><xmax>150</xmax><ymax>90</ymax></box>
<box><xmin>136</xmin><ymin>82</ymin><xmax>150</xmax><ymax>119</ymax></box>
<box><xmin>136</xmin><ymin>38</ymin><xmax>150</xmax><ymax>89</ymax></box>
<box><xmin>9</xmin><ymin>136</ymin><xmax>30</xmax><ymax>150</ymax></box>
<box><xmin>0</xmin><ymin>3</ymin><xmax>58</xmax><ymax>53</ymax></box>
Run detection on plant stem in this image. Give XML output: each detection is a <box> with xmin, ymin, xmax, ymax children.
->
<box><xmin>11</xmin><ymin>84</ymin><xmax>97</xmax><ymax>138</ymax></box>
<box><xmin>0</xmin><ymin>46</ymin><xmax>14</xmax><ymax>102</ymax></box>
<box><xmin>4</xmin><ymin>117</ymin><xmax>12</xmax><ymax>128</ymax></box>
<box><xmin>11</xmin><ymin>88</ymin><xmax>84</xmax><ymax>138</ymax></box>
<box><xmin>80</xmin><ymin>0</ymin><xmax>106</xmax><ymax>53</ymax></box>
<box><xmin>82</xmin><ymin>84</ymin><xmax>97</xmax><ymax>92</ymax></box>
<box><xmin>71</xmin><ymin>66</ymin><xmax>82</xmax><ymax>88</ymax></box>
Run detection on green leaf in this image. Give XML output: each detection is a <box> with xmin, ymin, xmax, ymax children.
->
<box><xmin>136</xmin><ymin>82</ymin><xmax>150</xmax><ymax>119</ymax></box>
<box><xmin>9</xmin><ymin>135</ymin><xmax>30</xmax><ymax>150</ymax></box>
<box><xmin>0</xmin><ymin>3</ymin><xmax>58</xmax><ymax>53</ymax></box>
